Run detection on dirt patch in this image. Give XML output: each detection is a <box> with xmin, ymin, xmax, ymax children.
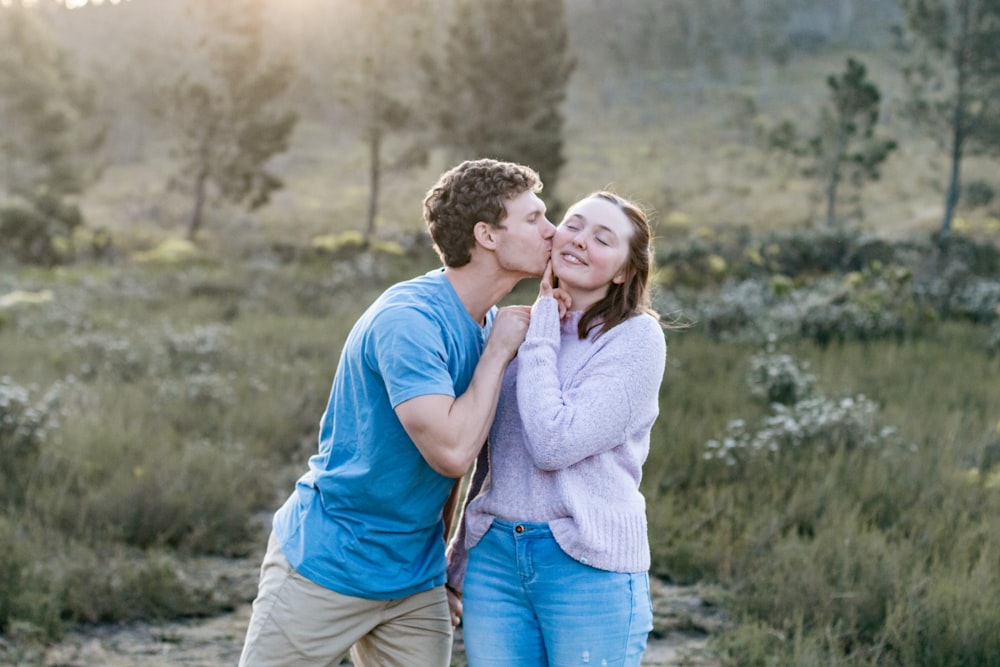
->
<box><xmin>2</xmin><ymin>560</ymin><xmax>724</xmax><ymax>667</ymax></box>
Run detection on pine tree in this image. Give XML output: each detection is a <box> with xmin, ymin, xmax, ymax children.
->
<box><xmin>0</xmin><ymin>4</ymin><xmax>105</xmax><ymax>263</ymax></box>
<box><xmin>423</xmin><ymin>0</ymin><xmax>574</xmax><ymax>196</ymax></box>
<box><xmin>168</xmin><ymin>0</ymin><xmax>298</xmax><ymax>240</ymax></box>
<box><xmin>810</xmin><ymin>58</ymin><xmax>897</xmax><ymax>227</ymax></box>
<box><xmin>900</xmin><ymin>0</ymin><xmax>1000</xmax><ymax>239</ymax></box>
<box><xmin>329</xmin><ymin>0</ymin><xmax>428</xmax><ymax>242</ymax></box>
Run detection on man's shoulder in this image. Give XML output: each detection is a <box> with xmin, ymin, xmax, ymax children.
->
<box><xmin>380</xmin><ymin>269</ymin><xmax>448</xmax><ymax>304</ymax></box>
<box><xmin>361</xmin><ymin>271</ymin><xmax>458</xmax><ymax>339</ymax></box>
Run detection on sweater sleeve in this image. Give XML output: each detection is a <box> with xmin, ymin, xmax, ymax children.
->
<box><xmin>444</xmin><ymin>442</ymin><xmax>491</xmax><ymax>593</ymax></box>
<box><xmin>516</xmin><ymin>298</ymin><xmax>666</xmax><ymax>471</ymax></box>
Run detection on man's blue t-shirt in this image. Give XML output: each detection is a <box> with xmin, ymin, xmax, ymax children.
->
<box><xmin>273</xmin><ymin>269</ymin><xmax>494</xmax><ymax>599</ymax></box>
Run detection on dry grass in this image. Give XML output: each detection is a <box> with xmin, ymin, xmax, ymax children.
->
<box><xmin>75</xmin><ymin>50</ymin><xmax>999</xmax><ymax>257</ymax></box>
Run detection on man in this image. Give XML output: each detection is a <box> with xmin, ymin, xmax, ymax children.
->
<box><xmin>239</xmin><ymin>159</ymin><xmax>555</xmax><ymax>667</ymax></box>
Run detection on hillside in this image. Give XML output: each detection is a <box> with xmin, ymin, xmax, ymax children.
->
<box><xmin>19</xmin><ymin>0</ymin><xmax>994</xmax><ymax>255</ymax></box>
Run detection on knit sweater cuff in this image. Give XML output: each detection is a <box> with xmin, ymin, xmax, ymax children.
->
<box><xmin>527</xmin><ymin>296</ymin><xmax>562</xmax><ymax>343</ymax></box>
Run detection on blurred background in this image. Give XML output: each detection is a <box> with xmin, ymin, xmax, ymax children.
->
<box><xmin>2</xmin><ymin>1</ymin><xmax>1000</xmax><ymax>665</ymax></box>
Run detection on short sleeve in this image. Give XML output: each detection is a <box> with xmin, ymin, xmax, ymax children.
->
<box><xmin>367</xmin><ymin>305</ymin><xmax>457</xmax><ymax>407</ymax></box>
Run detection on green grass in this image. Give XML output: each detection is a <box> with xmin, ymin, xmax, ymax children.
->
<box><xmin>3</xmin><ymin>242</ymin><xmax>999</xmax><ymax>666</ymax></box>
<box><xmin>643</xmin><ymin>323</ymin><xmax>1000</xmax><ymax>664</ymax></box>
<box><xmin>3</xmin><ymin>42</ymin><xmax>1000</xmax><ymax>663</ymax></box>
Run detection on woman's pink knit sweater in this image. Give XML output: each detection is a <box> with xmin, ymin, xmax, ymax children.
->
<box><xmin>447</xmin><ymin>296</ymin><xmax>667</xmax><ymax>590</ymax></box>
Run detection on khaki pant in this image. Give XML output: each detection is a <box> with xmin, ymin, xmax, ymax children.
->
<box><xmin>239</xmin><ymin>532</ymin><xmax>453</xmax><ymax>667</ymax></box>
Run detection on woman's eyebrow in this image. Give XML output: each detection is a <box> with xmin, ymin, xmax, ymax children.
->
<box><xmin>562</xmin><ymin>214</ymin><xmax>618</xmax><ymax>237</ymax></box>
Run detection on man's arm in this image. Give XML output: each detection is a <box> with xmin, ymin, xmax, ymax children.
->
<box><xmin>394</xmin><ymin>305</ymin><xmax>529</xmax><ymax>478</ymax></box>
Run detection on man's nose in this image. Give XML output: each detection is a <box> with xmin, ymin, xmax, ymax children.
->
<box><xmin>542</xmin><ymin>218</ymin><xmax>556</xmax><ymax>239</ymax></box>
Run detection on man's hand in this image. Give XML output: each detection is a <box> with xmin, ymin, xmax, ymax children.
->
<box><xmin>394</xmin><ymin>305</ymin><xmax>529</xmax><ymax>478</ymax></box>
<box><xmin>485</xmin><ymin>304</ymin><xmax>531</xmax><ymax>361</ymax></box>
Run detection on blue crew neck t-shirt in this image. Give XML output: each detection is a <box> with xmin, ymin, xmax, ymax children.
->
<box><xmin>273</xmin><ymin>269</ymin><xmax>494</xmax><ymax>599</ymax></box>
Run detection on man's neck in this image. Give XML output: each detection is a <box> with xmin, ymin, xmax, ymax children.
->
<box><xmin>443</xmin><ymin>264</ymin><xmax>522</xmax><ymax>325</ymax></box>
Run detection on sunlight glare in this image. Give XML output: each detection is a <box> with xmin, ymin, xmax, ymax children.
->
<box><xmin>61</xmin><ymin>0</ymin><xmax>131</xmax><ymax>8</ymax></box>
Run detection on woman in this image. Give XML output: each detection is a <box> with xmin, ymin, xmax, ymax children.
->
<box><xmin>446</xmin><ymin>191</ymin><xmax>668</xmax><ymax>666</ymax></box>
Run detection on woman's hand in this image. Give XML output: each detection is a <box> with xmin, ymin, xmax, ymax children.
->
<box><xmin>446</xmin><ymin>585</ymin><xmax>463</xmax><ymax>627</ymax></box>
<box><xmin>539</xmin><ymin>260</ymin><xmax>572</xmax><ymax>318</ymax></box>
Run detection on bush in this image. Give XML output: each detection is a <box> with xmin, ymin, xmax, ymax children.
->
<box><xmin>81</xmin><ymin>438</ymin><xmax>260</xmax><ymax>555</ymax></box>
<box><xmin>990</xmin><ymin>321</ymin><xmax>1000</xmax><ymax>356</ymax></box>
<box><xmin>704</xmin><ymin>394</ymin><xmax>899</xmax><ymax>468</ymax></box>
<box><xmin>746</xmin><ymin>349</ymin><xmax>816</xmax><ymax>406</ymax></box>
<box><xmin>734</xmin><ymin>520</ymin><xmax>902</xmax><ymax>649</ymax></box>
<box><xmin>0</xmin><ymin>378</ymin><xmax>60</xmax><ymax>508</ymax></box>
<box><xmin>884</xmin><ymin>556</ymin><xmax>1000</xmax><ymax>666</ymax></box>
<box><xmin>0</xmin><ymin>195</ymin><xmax>84</xmax><ymax>266</ymax></box>
<box><xmin>963</xmin><ymin>179</ymin><xmax>995</xmax><ymax>208</ymax></box>
<box><xmin>0</xmin><ymin>517</ymin><xmax>31</xmax><ymax>635</ymax></box>
<box><xmin>0</xmin><ymin>207</ymin><xmax>59</xmax><ymax>266</ymax></box>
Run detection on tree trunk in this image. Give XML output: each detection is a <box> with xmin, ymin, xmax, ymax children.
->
<box><xmin>939</xmin><ymin>0</ymin><xmax>972</xmax><ymax>241</ymax></box>
<box><xmin>364</xmin><ymin>128</ymin><xmax>381</xmax><ymax>244</ymax></box>
<box><xmin>187</xmin><ymin>168</ymin><xmax>208</xmax><ymax>241</ymax></box>
<box><xmin>825</xmin><ymin>162</ymin><xmax>841</xmax><ymax>228</ymax></box>
<box><xmin>826</xmin><ymin>119</ymin><xmax>849</xmax><ymax>227</ymax></box>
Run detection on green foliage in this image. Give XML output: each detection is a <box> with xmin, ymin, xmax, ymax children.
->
<box><xmin>0</xmin><ymin>255</ymin><xmax>431</xmax><ymax>638</ymax></box>
<box><xmin>769</xmin><ymin>57</ymin><xmax>897</xmax><ymax>227</ymax></box>
<box><xmin>660</xmin><ymin>228</ymin><xmax>998</xmax><ymax>345</ymax></box>
<box><xmin>745</xmin><ymin>348</ymin><xmax>817</xmax><ymax>406</ymax></box>
<box><xmin>0</xmin><ymin>5</ymin><xmax>105</xmax><ymax>265</ymax></box>
<box><xmin>646</xmin><ymin>316</ymin><xmax>1000</xmax><ymax>664</ymax></box>
<box><xmin>326</xmin><ymin>0</ymin><xmax>430</xmax><ymax>241</ymax></box>
<box><xmin>0</xmin><ymin>5</ymin><xmax>105</xmax><ymax>200</ymax></box>
<box><xmin>900</xmin><ymin>0</ymin><xmax>1000</xmax><ymax>236</ymax></box>
<box><xmin>2</xmin><ymin>227</ymin><xmax>999</xmax><ymax>661</ymax></box>
<box><xmin>0</xmin><ymin>377</ymin><xmax>59</xmax><ymax>508</ymax></box>
<box><xmin>423</xmin><ymin>0</ymin><xmax>574</xmax><ymax>194</ymax></box>
<box><xmin>964</xmin><ymin>178</ymin><xmax>996</xmax><ymax>207</ymax></box>
<box><xmin>168</xmin><ymin>0</ymin><xmax>298</xmax><ymax>239</ymax></box>
<box><xmin>0</xmin><ymin>517</ymin><xmax>31</xmax><ymax>634</ymax></box>
<box><xmin>884</xmin><ymin>554</ymin><xmax>1000</xmax><ymax>666</ymax></box>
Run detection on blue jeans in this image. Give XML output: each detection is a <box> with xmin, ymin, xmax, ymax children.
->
<box><xmin>462</xmin><ymin>520</ymin><xmax>652</xmax><ymax>667</ymax></box>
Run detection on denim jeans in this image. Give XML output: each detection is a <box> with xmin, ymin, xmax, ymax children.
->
<box><xmin>462</xmin><ymin>520</ymin><xmax>652</xmax><ymax>667</ymax></box>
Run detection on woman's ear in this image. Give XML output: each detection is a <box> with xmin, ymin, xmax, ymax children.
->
<box><xmin>473</xmin><ymin>221</ymin><xmax>497</xmax><ymax>250</ymax></box>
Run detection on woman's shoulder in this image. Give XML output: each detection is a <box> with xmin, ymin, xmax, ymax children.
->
<box><xmin>618</xmin><ymin>311</ymin><xmax>667</xmax><ymax>340</ymax></box>
<box><xmin>589</xmin><ymin>312</ymin><xmax>665</xmax><ymax>359</ymax></box>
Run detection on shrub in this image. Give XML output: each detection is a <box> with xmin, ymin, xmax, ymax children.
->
<box><xmin>963</xmin><ymin>179</ymin><xmax>995</xmax><ymax>208</ymax></box>
<box><xmin>164</xmin><ymin>324</ymin><xmax>231</xmax><ymax>373</ymax></box>
<box><xmin>70</xmin><ymin>436</ymin><xmax>261</xmax><ymax>556</ymax></box>
<box><xmin>0</xmin><ymin>207</ymin><xmax>59</xmax><ymax>266</ymax></box>
<box><xmin>705</xmin><ymin>395</ymin><xmax>900</xmax><ymax>468</ymax></box>
<box><xmin>746</xmin><ymin>349</ymin><xmax>816</xmax><ymax>406</ymax></box>
<box><xmin>990</xmin><ymin>321</ymin><xmax>1000</xmax><ymax>356</ymax></box>
<box><xmin>733</xmin><ymin>520</ymin><xmax>903</xmax><ymax>650</ymax></box>
<box><xmin>0</xmin><ymin>196</ymin><xmax>84</xmax><ymax>266</ymax></box>
<box><xmin>700</xmin><ymin>278</ymin><xmax>774</xmax><ymax>340</ymax></box>
<box><xmin>0</xmin><ymin>378</ymin><xmax>60</xmax><ymax>507</ymax></box>
<box><xmin>0</xmin><ymin>517</ymin><xmax>31</xmax><ymax>634</ymax></box>
<box><xmin>884</xmin><ymin>555</ymin><xmax>1000</xmax><ymax>666</ymax></box>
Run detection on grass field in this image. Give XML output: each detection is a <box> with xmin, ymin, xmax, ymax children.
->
<box><xmin>3</xmin><ymin>46</ymin><xmax>1000</xmax><ymax>665</ymax></box>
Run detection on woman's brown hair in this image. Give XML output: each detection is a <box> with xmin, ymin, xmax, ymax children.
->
<box><xmin>576</xmin><ymin>191</ymin><xmax>659</xmax><ymax>339</ymax></box>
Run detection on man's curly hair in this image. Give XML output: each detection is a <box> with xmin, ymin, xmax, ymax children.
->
<box><xmin>423</xmin><ymin>159</ymin><xmax>543</xmax><ymax>267</ymax></box>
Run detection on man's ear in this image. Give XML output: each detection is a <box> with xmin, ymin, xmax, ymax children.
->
<box><xmin>473</xmin><ymin>221</ymin><xmax>498</xmax><ymax>250</ymax></box>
